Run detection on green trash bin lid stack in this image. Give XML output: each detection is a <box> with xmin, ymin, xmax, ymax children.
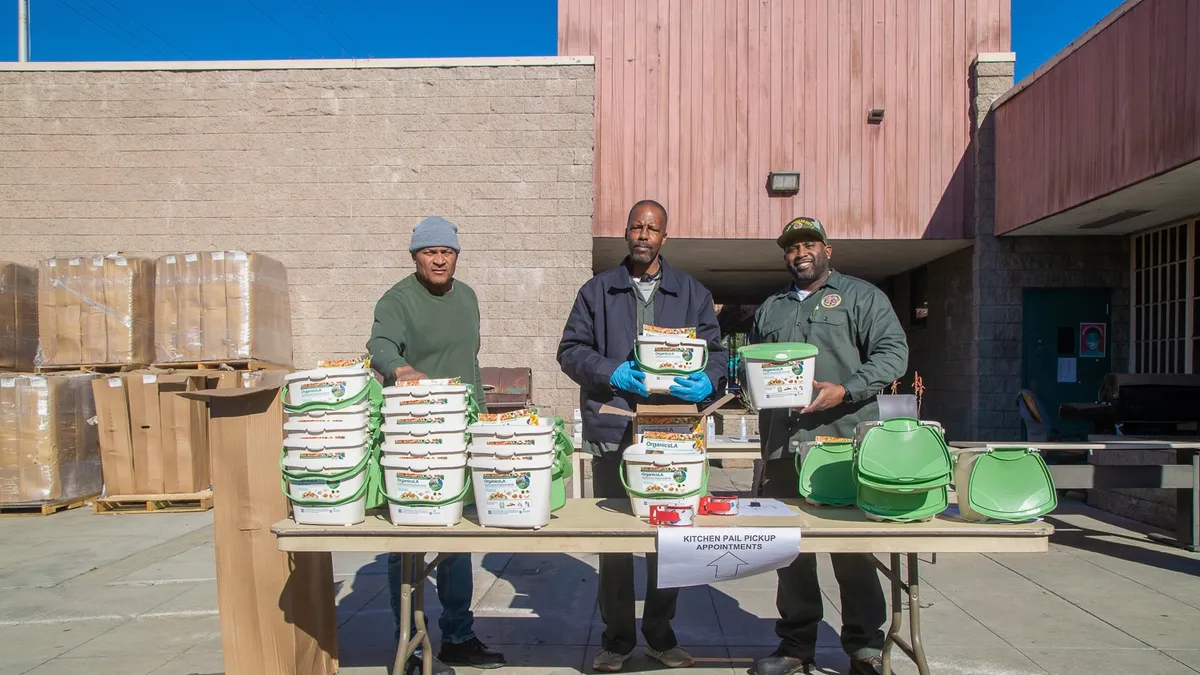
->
<box><xmin>953</xmin><ymin>447</ymin><xmax>1057</xmax><ymax>522</ymax></box>
<box><xmin>796</xmin><ymin>439</ymin><xmax>857</xmax><ymax>507</ymax></box>
<box><xmin>854</xmin><ymin>418</ymin><xmax>952</xmax><ymax>522</ymax></box>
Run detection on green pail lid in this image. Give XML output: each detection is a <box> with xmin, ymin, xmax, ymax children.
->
<box><xmin>738</xmin><ymin>343</ymin><xmax>819</xmax><ymax>362</ymax></box>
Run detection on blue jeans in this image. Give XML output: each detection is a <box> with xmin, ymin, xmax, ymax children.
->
<box><xmin>388</xmin><ymin>552</ymin><xmax>476</xmax><ymax>646</ymax></box>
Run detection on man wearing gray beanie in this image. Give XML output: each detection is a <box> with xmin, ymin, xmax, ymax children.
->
<box><xmin>367</xmin><ymin>216</ymin><xmax>505</xmax><ymax>675</ymax></box>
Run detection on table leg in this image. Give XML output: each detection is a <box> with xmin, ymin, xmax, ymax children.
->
<box><xmin>876</xmin><ymin>553</ymin><xmax>931</xmax><ymax>675</ymax></box>
<box><xmin>390</xmin><ymin>553</ymin><xmax>448</xmax><ymax>675</ymax></box>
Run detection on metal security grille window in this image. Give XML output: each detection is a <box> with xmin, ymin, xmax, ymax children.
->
<box><xmin>1131</xmin><ymin>221</ymin><xmax>1195</xmax><ymax>373</ymax></box>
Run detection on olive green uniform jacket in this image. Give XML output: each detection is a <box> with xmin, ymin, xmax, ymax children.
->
<box><xmin>752</xmin><ymin>270</ymin><xmax>909</xmax><ymax>460</ymax></box>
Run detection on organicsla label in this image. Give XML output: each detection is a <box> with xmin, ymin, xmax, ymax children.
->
<box><xmin>642</xmin><ymin>431</ymin><xmax>703</xmax><ymax>454</ymax></box>
<box><xmin>482</xmin><ymin>471</ymin><xmax>533</xmax><ymax>516</ymax></box>
<box><xmin>389</xmin><ymin>437</ymin><xmax>444</xmax><ymax>445</ymax></box>
<box><xmin>483</xmin><ymin>438</ymin><xmax>536</xmax><ymax>446</ymax></box>
<box><xmin>649</xmin><ymin>346</ymin><xmax>699</xmax><ymax>370</ymax></box>
<box><xmin>292</xmin><ymin>477</ymin><xmax>345</xmax><ymax>501</ymax></box>
<box><xmin>297</xmin><ymin>451</ymin><xmax>347</xmax><ymax>460</ymax></box>
<box><xmin>392</xmin><ymin>416</ymin><xmax>445</xmax><ymax>426</ymax></box>
<box><xmin>297</xmin><ymin>379</ymin><xmax>349</xmax><ymax>402</ymax></box>
<box><xmin>390</xmin><ymin>471</ymin><xmax>449</xmax><ymax>515</ymax></box>
<box><xmin>390</xmin><ymin>397</ymin><xmax>450</xmax><ymax>407</ymax></box>
<box><xmin>638</xmin><ymin>466</ymin><xmax>691</xmax><ymax>494</ymax></box>
<box><xmin>760</xmin><ymin>362</ymin><xmax>808</xmax><ymax>399</ymax></box>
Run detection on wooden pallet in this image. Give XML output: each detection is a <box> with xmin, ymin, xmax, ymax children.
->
<box><xmin>93</xmin><ymin>488</ymin><xmax>214</xmax><ymax>515</ymax></box>
<box><xmin>0</xmin><ymin>492</ymin><xmax>100</xmax><ymax>517</ymax></box>
<box><xmin>34</xmin><ymin>363</ymin><xmax>147</xmax><ymax>374</ymax></box>
<box><xmin>148</xmin><ymin>360</ymin><xmax>290</xmax><ymax>371</ymax></box>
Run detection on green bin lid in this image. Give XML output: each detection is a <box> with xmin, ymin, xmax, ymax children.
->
<box><xmin>857</xmin><ymin>484</ymin><xmax>948</xmax><ymax>522</ymax></box>
<box><xmin>797</xmin><ymin>441</ymin><xmax>856</xmax><ymax>506</ymax></box>
<box><xmin>856</xmin><ymin>470</ymin><xmax>951</xmax><ymax>493</ymax></box>
<box><xmin>961</xmin><ymin>448</ymin><xmax>1057</xmax><ymax>521</ymax></box>
<box><xmin>738</xmin><ymin>343</ymin><xmax>819</xmax><ymax>362</ymax></box>
<box><xmin>855</xmin><ymin>418</ymin><xmax>952</xmax><ymax>487</ymax></box>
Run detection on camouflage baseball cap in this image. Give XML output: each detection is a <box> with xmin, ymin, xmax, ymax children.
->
<box><xmin>777</xmin><ymin>216</ymin><xmax>828</xmax><ymax>248</ymax></box>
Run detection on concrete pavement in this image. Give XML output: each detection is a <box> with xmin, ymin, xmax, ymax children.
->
<box><xmin>1</xmin><ymin>469</ymin><xmax>1198</xmax><ymax>675</ymax></box>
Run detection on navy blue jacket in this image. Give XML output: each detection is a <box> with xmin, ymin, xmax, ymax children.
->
<box><xmin>557</xmin><ymin>257</ymin><xmax>728</xmax><ymax>447</ymax></box>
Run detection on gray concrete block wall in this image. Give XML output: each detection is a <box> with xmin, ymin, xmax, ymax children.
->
<box><xmin>0</xmin><ymin>64</ymin><xmax>596</xmax><ymax>419</ymax></box>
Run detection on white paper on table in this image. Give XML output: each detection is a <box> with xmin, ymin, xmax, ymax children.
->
<box><xmin>738</xmin><ymin>498</ymin><xmax>796</xmax><ymax>517</ymax></box>
<box><xmin>656</xmin><ymin>526</ymin><xmax>802</xmax><ymax>589</ymax></box>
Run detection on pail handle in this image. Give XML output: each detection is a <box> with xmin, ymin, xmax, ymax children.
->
<box><xmin>618</xmin><ymin>459</ymin><xmax>710</xmax><ymax>500</ymax></box>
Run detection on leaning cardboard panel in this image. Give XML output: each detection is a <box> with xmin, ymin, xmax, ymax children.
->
<box><xmin>155</xmin><ymin>251</ymin><xmax>293</xmax><ymax>366</ymax></box>
<box><xmin>0</xmin><ymin>372</ymin><xmax>101</xmax><ymax>503</ymax></box>
<box><xmin>0</xmin><ymin>262</ymin><xmax>37</xmax><ymax>371</ymax></box>
<box><xmin>181</xmin><ymin>373</ymin><xmax>337</xmax><ymax>675</ymax></box>
<box><xmin>36</xmin><ymin>256</ymin><xmax>154</xmax><ymax>367</ymax></box>
<box><xmin>598</xmin><ymin>393</ymin><xmax>736</xmax><ymax>451</ymax></box>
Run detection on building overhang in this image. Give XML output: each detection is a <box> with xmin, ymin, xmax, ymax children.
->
<box><xmin>594</xmin><ymin>238</ymin><xmax>970</xmax><ymax>303</ymax></box>
<box><xmin>1000</xmin><ymin>158</ymin><xmax>1200</xmax><ymax>237</ymax></box>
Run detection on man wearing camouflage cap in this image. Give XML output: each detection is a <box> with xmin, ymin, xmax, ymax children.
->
<box><xmin>749</xmin><ymin>217</ymin><xmax>908</xmax><ymax>675</ymax></box>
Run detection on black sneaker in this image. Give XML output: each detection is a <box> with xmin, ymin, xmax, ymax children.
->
<box><xmin>438</xmin><ymin>637</ymin><xmax>506</xmax><ymax>669</ymax></box>
<box><xmin>849</xmin><ymin>655</ymin><xmax>883</xmax><ymax>675</ymax></box>
<box><xmin>751</xmin><ymin>647</ymin><xmax>814</xmax><ymax>675</ymax></box>
<box><xmin>404</xmin><ymin>654</ymin><xmax>455</xmax><ymax>675</ymax></box>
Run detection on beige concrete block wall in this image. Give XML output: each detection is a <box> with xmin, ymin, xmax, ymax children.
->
<box><xmin>0</xmin><ymin>61</ymin><xmax>595</xmax><ymax>419</ymax></box>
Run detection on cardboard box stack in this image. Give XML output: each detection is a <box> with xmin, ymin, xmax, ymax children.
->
<box><xmin>37</xmin><ymin>255</ymin><xmax>155</xmax><ymax>368</ymax></box>
<box><xmin>0</xmin><ymin>262</ymin><xmax>38</xmax><ymax>372</ymax></box>
<box><xmin>154</xmin><ymin>251</ymin><xmax>293</xmax><ymax>366</ymax></box>
<box><xmin>0</xmin><ymin>372</ymin><xmax>102</xmax><ymax>504</ymax></box>
<box><xmin>91</xmin><ymin>369</ymin><xmax>241</xmax><ymax>497</ymax></box>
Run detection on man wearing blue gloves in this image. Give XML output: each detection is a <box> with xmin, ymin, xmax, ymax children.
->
<box><xmin>558</xmin><ymin>199</ymin><xmax>727</xmax><ymax>672</ymax></box>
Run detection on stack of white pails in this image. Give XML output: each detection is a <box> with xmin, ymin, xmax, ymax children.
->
<box><xmin>467</xmin><ymin>410</ymin><xmax>555</xmax><ymax>529</ymax></box>
<box><xmin>621</xmin><ymin>428</ymin><xmax>710</xmax><ymax>519</ymax></box>
<box><xmin>281</xmin><ymin>366</ymin><xmax>379</xmax><ymax>526</ymax></box>
<box><xmin>379</xmin><ymin>380</ymin><xmax>474</xmax><ymax>526</ymax></box>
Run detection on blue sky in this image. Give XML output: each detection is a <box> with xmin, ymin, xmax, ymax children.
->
<box><xmin>1</xmin><ymin>0</ymin><xmax>1121</xmax><ymax>81</ymax></box>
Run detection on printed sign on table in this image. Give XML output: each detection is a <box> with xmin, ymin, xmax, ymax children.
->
<box><xmin>656</xmin><ymin>527</ymin><xmax>801</xmax><ymax>589</ymax></box>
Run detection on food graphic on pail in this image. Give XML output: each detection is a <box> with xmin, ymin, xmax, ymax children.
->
<box><xmin>640</xmin><ymin>466</ymin><xmax>690</xmax><ymax>493</ymax></box>
<box><xmin>738</xmin><ymin>343</ymin><xmax>819</xmax><ymax>409</ymax></box>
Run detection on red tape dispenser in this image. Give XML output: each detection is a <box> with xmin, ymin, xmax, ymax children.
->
<box><xmin>649</xmin><ymin>504</ymin><xmax>695</xmax><ymax>526</ymax></box>
<box><xmin>698</xmin><ymin>494</ymin><xmax>739</xmax><ymax>516</ymax></box>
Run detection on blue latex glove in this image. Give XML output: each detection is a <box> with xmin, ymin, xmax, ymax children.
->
<box><xmin>669</xmin><ymin>372</ymin><xmax>714</xmax><ymax>403</ymax></box>
<box><xmin>609</xmin><ymin>361</ymin><xmax>649</xmax><ymax>397</ymax></box>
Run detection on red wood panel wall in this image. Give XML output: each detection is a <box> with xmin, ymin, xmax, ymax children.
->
<box><xmin>559</xmin><ymin>0</ymin><xmax>1011</xmax><ymax>240</ymax></box>
<box><xmin>993</xmin><ymin>0</ymin><xmax>1200</xmax><ymax>235</ymax></box>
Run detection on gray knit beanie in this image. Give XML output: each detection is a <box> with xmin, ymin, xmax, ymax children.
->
<box><xmin>409</xmin><ymin>216</ymin><xmax>461</xmax><ymax>253</ymax></box>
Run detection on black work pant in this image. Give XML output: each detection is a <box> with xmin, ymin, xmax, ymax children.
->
<box><xmin>591</xmin><ymin>453</ymin><xmax>680</xmax><ymax>655</ymax></box>
<box><xmin>761</xmin><ymin>457</ymin><xmax>887</xmax><ymax>660</ymax></box>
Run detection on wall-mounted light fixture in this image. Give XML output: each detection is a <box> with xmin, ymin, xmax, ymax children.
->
<box><xmin>867</xmin><ymin>108</ymin><xmax>885</xmax><ymax>124</ymax></box>
<box><xmin>766</xmin><ymin>171</ymin><xmax>800</xmax><ymax>195</ymax></box>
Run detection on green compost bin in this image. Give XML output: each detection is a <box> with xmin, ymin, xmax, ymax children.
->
<box><xmin>854</xmin><ymin>418</ymin><xmax>953</xmax><ymax>493</ymax></box>
<box><xmin>953</xmin><ymin>447</ymin><xmax>1057</xmax><ymax>522</ymax></box>
<box><xmin>796</xmin><ymin>440</ymin><xmax>857</xmax><ymax>506</ymax></box>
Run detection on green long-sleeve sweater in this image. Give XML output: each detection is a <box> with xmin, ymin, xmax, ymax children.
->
<box><xmin>366</xmin><ymin>274</ymin><xmax>486</xmax><ymax>408</ymax></box>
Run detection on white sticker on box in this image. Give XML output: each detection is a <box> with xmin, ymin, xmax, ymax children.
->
<box><xmin>142</xmin><ymin>374</ymin><xmax>157</xmax><ymax>384</ymax></box>
<box><xmin>165</xmin><ymin>255</ymin><xmax>176</xmax><ymax>264</ymax></box>
<box><xmin>480</xmin><ymin>471</ymin><xmax>534</xmax><ymax>517</ymax></box>
<box><xmin>1</xmin><ymin>378</ymin><xmax>14</xmax><ymax>388</ymax></box>
<box><xmin>108</xmin><ymin>378</ymin><xmax>123</xmax><ymax>388</ymax></box>
<box><xmin>185</xmin><ymin>253</ymin><xmax>199</xmax><ymax>262</ymax></box>
<box><xmin>37</xmin><ymin>401</ymin><xmax>49</xmax><ymax>416</ymax></box>
<box><xmin>68</xmin><ymin>258</ymin><xmax>80</xmax><ymax>266</ymax></box>
<box><xmin>91</xmin><ymin>256</ymin><xmax>104</xmax><ymax>267</ymax></box>
<box><xmin>29</xmin><ymin>377</ymin><xmax>46</xmax><ymax>389</ymax></box>
<box><xmin>114</xmin><ymin>257</ymin><xmax>127</xmax><ymax>266</ymax></box>
<box><xmin>47</xmin><ymin>259</ymin><xmax>57</xmax><ymax>268</ymax></box>
<box><xmin>212</xmin><ymin>251</ymin><xmax>225</xmax><ymax>261</ymax></box>
<box><xmin>231</xmin><ymin>251</ymin><xmax>248</xmax><ymax>261</ymax></box>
